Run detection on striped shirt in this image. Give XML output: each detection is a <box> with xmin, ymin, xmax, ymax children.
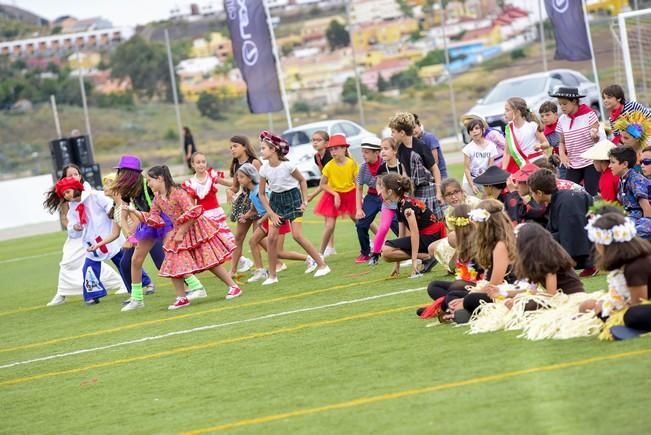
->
<box><xmin>557</xmin><ymin>109</ymin><xmax>599</xmax><ymax>169</ymax></box>
<box><xmin>356</xmin><ymin>159</ymin><xmax>381</xmax><ymax>194</ymax></box>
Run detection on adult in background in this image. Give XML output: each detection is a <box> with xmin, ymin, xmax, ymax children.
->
<box><xmin>601</xmin><ymin>84</ymin><xmax>651</xmax><ymax>145</ymax></box>
<box><xmin>413</xmin><ymin>113</ymin><xmax>448</xmax><ymax>179</ymax></box>
<box><xmin>550</xmin><ymin>86</ymin><xmax>604</xmax><ymax>196</ymax></box>
<box><xmin>183</xmin><ymin>126</ymin><xmax>197</xmax><ymax>169</ymax></box>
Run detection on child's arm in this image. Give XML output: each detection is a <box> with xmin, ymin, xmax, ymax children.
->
<box><xmin>431</xmin><ymin>163</ymin><xmax>443</xmax><ymax>201</ymax></box>
<box><xmin>390</xmin><ymin>221</ymin><xmax>407</xmax><ymax>277</ymax></box>
<box><xmin>544</xmin><ymin>273</ymin><xmax>559</xmax><ymax>295</ymax></box>
<box><xmin>558</xmin><ymin>133</ymin><xmax>569</xmax><ymax>166</ymax></box>
<box><xmin>355</xmin><ymin>182</ymin><xmax>365</xmax><ymax>219</ymax></box>
<box><xmin>639</xmin><ymin>198</ymin><xmax>651</xmax><ymax>218</ymax></box>
<box><xmin>259</xmin><ymin>177</ymin><xmax>281</xmax><ymax>227</ymax></box>
<box><xmin>463</xmin><ymin>155</ymin><xmax>478</xmax><ymax>194</ymax></box>
<box><xmin>501</xmin><ymin>147</ymin><xmax>511</xmax><ymax>170</ymax></box>
<box><xmin>404</xmin><ymin>209</ymin><xmax>420</xmax><ymax>274</ymax></box>
<box><xmin>307</xmin><ymin>186</ymin><xmax>323</xmax><ymax>202</ymax></box>
<box><xmin>292</xmin><ymin>169</ymin><xmax>310</xmax><ymax>212</ymax></box>
<box><xmin>535</xmin><ymin>130</ymin><xmax>550</xmax><ymax>151</ymax></box>
<box><xmin>488</xmin><ymin>241</ymin><xmax>510</xmax><ymax>286</ymax></box>
<box><xmin>629</xmin><ymin>284</ymin><xmax>648</xmax><ymax>306</ymax></box>
<box><xmin>88</xmin><ymin>221</ymin><xmax>121</xmax><ymax>252</ymax></box>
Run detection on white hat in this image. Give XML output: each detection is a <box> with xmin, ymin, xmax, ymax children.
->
<box><xmin>360</xmin><ymin>136</ymin><xmax>382</xmax><ymax>150</ymax></box>
<box><xmin>580</xmin><ymin>140</ymin><xmax>616</xmax><ymax>161</ymax></box>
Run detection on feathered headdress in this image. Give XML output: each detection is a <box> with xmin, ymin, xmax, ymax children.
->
<box><xmin>613</xmin><ymin>111</ymin><xmax>651</xmax><ymax>144</ymax></box>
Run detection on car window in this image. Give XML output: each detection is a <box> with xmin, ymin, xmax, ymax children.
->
<box><xmin>283</xmin><ymin>131</ymin><xmax>311</xmax><ymax>147</ymax></box>
<box><xmin>331</xmin><ymin>123</ymin><xmax>346</xmax><ymax>135</ymax></box>
<box><xmin>548</xmin><ymin>78</ymin><xmax>563</xmax><ymax>92</ymax></box>
<box><xmin>559</xmin><ymin>73</ymin><xmax>579</xmax><ymax>86</ymax></box>
<box><xmin>341</xmin><ymin>122</ymin><xmax>361</xmax><ymax>137</ymax></box>
<box><xmin>483</xmin><ymin>77</ymin><xmax>548</xmax><ymax>104</ymax></box>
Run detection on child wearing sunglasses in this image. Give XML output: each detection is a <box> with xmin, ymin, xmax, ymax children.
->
<box><xmin>641</xmin><ymin>146</ymin><xmax>651</xmax><ymax>179</ymax></box>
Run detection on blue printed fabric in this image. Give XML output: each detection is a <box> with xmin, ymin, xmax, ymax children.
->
<box><xmin>618</xmin><ymin>169</ymin><xmax>651</xmax><ymax>239</ymax></box>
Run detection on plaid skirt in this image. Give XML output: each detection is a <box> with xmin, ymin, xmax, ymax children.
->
<box><xmin>415</xmin><ymin>183</ymin><xmax>445</xmax><ymax>220</ymax></box>
<box><xmin>269</xmin><ymin>188</ymin><xmax>303</xmax><ymax>221</ymax></box>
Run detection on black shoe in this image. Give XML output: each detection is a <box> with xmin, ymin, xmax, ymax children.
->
<box><xmin>416</xmin><ymin>307</ymin><xmax>425</xmax><ymax>317</ymax></box>
<box><xmin>453</xmin><ymin>309</ymin><xmax>471</xmax><ymax>324</ymax></box>
<box><xmin>421</xmin><ymin>257</ymin><xmax>438</xmax><ymax>274</ymax></box>
<box><xmin>368</xmin><ymin>253</ymin><xmax>380</xmax><ymax>266</ymax></box>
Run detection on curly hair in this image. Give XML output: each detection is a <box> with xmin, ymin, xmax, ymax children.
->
<box><xmin>451</xmin><ymin>204</ymin><xmax>475</xmax><ymax>263</ymax></box>
<box><xmin>473</xmin><ymin>199</ymin><xmax>516</xmax><ymax>269</ymax></box>
<box><xmin>515</xmin><ymin>223</ymin><xmax>575</xmax><ymax>284</ymax></box>
<box><xmin>388</xmin><ymin>112</ymin><xmax>416</xmax><ymax>136</ymax></box>
<box><xmin>593</xmin><ymin>213</ymin><xmax>651</xmax><ymax>271</ymax></box>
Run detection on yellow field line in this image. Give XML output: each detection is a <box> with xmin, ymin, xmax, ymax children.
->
<box><xmin>0</xmin><ymin>277</ymin><xmax>390</xmax><ymax>354</ymax></box>
<box><xmin>0</xmin><ymin>305</ymin><xmax>416</xmax><ymax>387</ymax></box>
<box><xmin>0</xmin><ymin>306</ymin><xmax>46</xmax><ymax>318</ymax></box>
<box><xmin>182</xmin><ymin>346</ymin><xmax>651</xmax><ymax>434</ymax></box>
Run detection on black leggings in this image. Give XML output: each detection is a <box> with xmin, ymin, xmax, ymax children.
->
<box><xmin>565</xmin><ymin>165</ymin><xmax>600</xmax><ymax>196</ymax></box>
<box><xmin>624</xmin><ymin>305</ymin><xmax>651</xmax><ymax>332</ymax></box>
<box><xmin>427</xmin><ymin>280</ymin><xmax>473</xmax><ymax>311</ymax></box>
<box><xmin>463</xmin><ymin>292</ymin><xmax>492</xmax><ymax>314</ymax></box>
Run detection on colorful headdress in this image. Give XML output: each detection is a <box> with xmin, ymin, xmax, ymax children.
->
<box><xmin>55</xmin><ymin>177</ymin><xmax>84</xmax><ymax>198</ymax></box>
<box><xmin>585</xmin><ymin>215</ymin><xmax>636</xmax><ymax>245</ymax></box>
<box><xmin>447</xmin><ymin>215</ymin><xmax>471</xmax><ymax>227</ymax></box>
<box><xmin>260</xmin><ymin>130</ymin><xmax>289</xmax><ymax>156</ymax></box>
<box><xmin>468</xmin><ymin>208</ymin><xmax>490</xmax><ymax>223</ymax></box>
<box><xmin>613</xmin><ymin>111</ymin><xmax>651</xmax><ymax>143</ymax></box>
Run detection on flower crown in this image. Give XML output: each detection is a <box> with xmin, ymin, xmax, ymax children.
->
<box><xmin>447</xmin><ymin>215</ymin><xmax>471</xmax><ymax>227</ymax></box>
<box><xmin>585</xmin><ymin>215</ymin><xmax>637</xmax><ymax>245</ymax></box>
<box><xmin>468</xmin><ymin>208</ymin><xmax>491</xmax><ymax>223</ymax></box>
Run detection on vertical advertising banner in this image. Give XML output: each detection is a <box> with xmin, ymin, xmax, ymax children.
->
<box><xmin>544</xmin><ymin>0</ymin><xmax>592</xmax><ymax>61</ymax></box>
<box><xmin>224</xmin><ymin>0</ymin><xmax>284</xmax><ymax>113</ymax></box>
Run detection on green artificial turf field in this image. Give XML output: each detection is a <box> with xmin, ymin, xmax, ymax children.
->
<box><xmin>1</xmin><ymin>178</ymin><xmax>649</xmax><ymax>434</ymax></box>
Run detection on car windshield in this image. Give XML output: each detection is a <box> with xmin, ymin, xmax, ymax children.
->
<box><xmin>283</xmin><ymin>127</ymin><xmax>325</xmax><ymax>147</ymax></box>
<box><xmin>483</xmin><ymin>77</ymin><xmax>548</xmax><ymax>104</ymax></box>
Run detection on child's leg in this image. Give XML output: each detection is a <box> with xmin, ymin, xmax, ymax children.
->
<box><xmin>320</xmin><ymin>217</ymin><xmax>337</xmax><ymax>254</ymax></box>
<box><xmin>373</xmin><ymin>208</ymin><xmax>396</xmax><ymax>254</ymax></box>
<box><xmin>130</xmin><ymin>238</ymin><xmax>155</xmax><ymax>301</ymax></box>
<box><xmin>292</xmin><ymin>221</ymin><xmax>327</xmax><ymax>268</ymax></box>
<box><xmin>356</xmin><ymin>195</ymin><xmax>381</xmax><ymax>256</ymax></box>
<box><xmin>249</xmin><ymin>225</ymin><xmax>267</xmax><ymax>270</ymax></box>
<box><xmin>380</xmin><ymin>245</ymin><xmax>410</xmax><ymax>262</ymax></box>
<box><xmin>171</xmin><ymin>277</ymin><xmax>186</xmax><ymax>298</ymax></box>
<box><xmin>230</xmin><ymin>220</ymin><xmax>253</xmax><ymax>275</ymax></box>
<box><xmin>82</xmin><ymin>258</ymin><xmax>108</xmax><ymax>302</ymax></box>
<box><xmin>119</xmin><ymin>247</ymin><xmax>134</xmax><ymax>292</ymax></box>
<box><xmin>148</xmin><ymin>239</ymin><xmax>166</xmax><ymax>269</ymax></box>
<box><xmin>267</xmin><ymin>224</ymin><xmax>281</xmax><ymax>279</ymax></box>
<box><xmin>209</xmin><ymin>264</ymin><xmax>237</xmax><ymax>287</ymax></box>
<box><xmin>277</xmin><ymin>235</ymin><xmax>307</xmax><ymax>261</ymax></box>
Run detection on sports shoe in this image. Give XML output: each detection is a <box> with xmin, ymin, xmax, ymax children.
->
<box><xmin>121</xmin><ymin>299</ymin><xmax>144</xmax><ymax>312</ymax></box>
<box><xmin>579</xmin><ymin>267</ymin><xmax>599</xmax><ymax>277</ymax></box>
<box><xmin>237</xmin><ymin>256</ymin><xmax>254</xmax><ymax>273</ymax></box>
<box><xmin>276</xmin><ymin>263</ymin><xmax>288</xmax><ymax>273</ymax></box>
<box><xmin>85</xmin><ymin>298</ymin><xmax>100</xmax><ymax>305</ymax></box>
<box><xmin>114</xmin><ymin>287</ymin><xmax>128</xmax><ymax>295</ymax></box>
<box><xmin>122</xmin><ymin>298</ymin><xmax>132</xmax><ymax>305</ymax></box>
<box><xmin>409</xmin><ymin>272</ymin><xmax>424</xmax><ymax>279</ymax></box>
<box><xmin>144</xmin><ymin>283</ymin><xmax>156</xmax><ymax>295</ymax></box>
<box><xmin>355</xmin><ymin>255</ymin><xmax>371</xmax><ymax>264</ymax></box>
<box><xmin>47</xmin><ymin>294</ymin><xmax>65</xmax><ymax>306</ymax></box>
<box><xmin>400</xmin><ymin>259</ymin><xmax>422</xmax><ymax>268</ymax></box>
<box><xmin>421</xmin><ymin>257</ymin><xmax>438</xmax><ymax>274</ymax></box>
<box><xmin>168</xmin><ymin>296</ymin><xmax>190</xmax><ymax>310</ymax></box>
<box><xmin>247</xmin><ymin>268</ymin><xmax>269</xmax><ymax>283</ymax></box>
<box><xmin>186</xmin><ymin>288</ymin><xmax>208</xmax><ymax>300</ymax></box>
<box><xmin>225</xmin><ymin>286</ymin><xmax>242</xmax><ymax>299</ymax></box>
<box><xmin>323</xmin><ymin>246</ymin><xmax>337</xmax><ymax>257</ymax></box>
<box><xmin>368</xmin><ymin>253</ymin><xmax>380</xmax><ymax>266</ymax></box>
<box><xmin>262</xmin><ymin>276</ymin><xmax>279</xmax><ymax>286</ymax></box>
<box><xmin>314</xmin><ymin>266</ymin><xmax>331</xmax><ymax>277</ymax></box>
<box><xmin>305</xmin><ymin>256</ymin><xmax>318</xmax><ymax>274</ymax></box>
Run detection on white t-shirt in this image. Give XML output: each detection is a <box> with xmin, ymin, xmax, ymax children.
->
<box><xmin>510</xmin><ymin>121</ymin><xmax>540</xmax><ymax>156</ymax></box>
<box><xmin>462</xmin><ymin>140</ymin><xmax>499</xmax><ymax>178</ymax></box>
<box><xmin>259</xmin><ymin>161</ymin><xmax>300</xmax><ymax>193</ymax></box>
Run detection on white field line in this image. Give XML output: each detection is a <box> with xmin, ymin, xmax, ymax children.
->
<box><xmin>0</xmin><ymin>251</ymin><xmax>59</xmax><ymax>265</ymax></box>
<box><xmin>0</xmin><ymin>286</ymin><xmax>426</xmax><ymax>370</ymax></box>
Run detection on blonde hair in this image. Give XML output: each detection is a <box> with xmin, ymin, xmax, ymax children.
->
<box><xmin>507</xmin><ymin>97</ymin><xmax>542</xmax><ymax>131</ymax></box>
<box><xmin>381</xmin><ymin>137</ymin><xmax>398</xmax><ymax>152</ymax></box>
<box><xmin>388</xmin><ymin>112</ymin><xmax>416</xmax><ymax>136</ymax></box>
<box><xmin>473</xmin><ymin>199</ymin><xmax>516</xmax><ymax>269</ymax></box>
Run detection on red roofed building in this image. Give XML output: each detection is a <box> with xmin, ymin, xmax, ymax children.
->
<box><xmin>361</xmin><ymin>58</ymin><xmax>412</xmax><ymax>90</ymax></box>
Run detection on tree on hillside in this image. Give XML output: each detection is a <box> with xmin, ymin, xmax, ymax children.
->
<box><xmin>326</xmin><ymin>20</ymin><xmax>350</xmax><ymax>51</ymax></box>
<box><xmin>341</xmin><ymin>77</ymin><xmax>370</xmax><ymax>105</ymax></box>
<box><xmin>377</xmin><ymin>74</ymin><xmax>389</xmax><ymax>92</ymax></box>
<box><xmin>110</xmin><ymin>35</ymin><xmax>182</xmax><ymax>102</ymax></box>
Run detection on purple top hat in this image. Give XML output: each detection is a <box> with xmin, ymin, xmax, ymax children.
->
<box><xmin>114</xmin><ymin>155</ymin><xmax>142</xmax><ymax>172</ymax></box>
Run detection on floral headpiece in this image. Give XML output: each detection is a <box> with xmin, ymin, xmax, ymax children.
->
<box><xmin>468</xmin><ymin>208</ymin><xmax>490</xmax><ymax>223</ymax></box>
<box><xmin>585</xmin><ymin>215</ymin><xmax>636</xmax><ymax>245</ymax></box>
<box><xmin>260</xmin><ymin>130</ymin><xmax>290</xmax><ymax>156</ymax></box>
<box><xmin>613</xmin><ymin>111</ymin><xmax>651</xmax><ymax>143</ymax></box>
<box><xmin>447</xmin><ymin>215</ymin><xmax>471</xmax><ymax>227</ymax></box>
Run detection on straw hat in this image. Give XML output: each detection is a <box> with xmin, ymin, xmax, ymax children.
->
<box><xmin>580</xmin><ymin>140</ymin><xmax>616</xmax><ymax>161</ymax></box>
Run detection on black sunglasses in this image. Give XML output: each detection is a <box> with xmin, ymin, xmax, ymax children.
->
<box><xmin>640</xmin><ymin>159</ymin><xmax>651</xmax><ymax>166</ymax></box>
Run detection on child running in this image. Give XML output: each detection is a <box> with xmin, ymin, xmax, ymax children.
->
<box><xmin>314</xmin><ymin>133</ymin><xmax>359</xmax><ymax>256</ymax></box>
<box><xmin>125</xmin><ymin>165</ymin><xmax>240</xmax><ymax>310</ymax></box>
<box><xmin>307</xmin><ymin>130</ymin><xmax>337</xmax><ymax>257</ymax></box>
<box><xmin>354</xmin><ymin>137</ymin><xmax>384</xmax><ymax>263</ymax></box>
<box><xmin>258</xmin><ymin>130</ymin><xmax>331</xmax><ymax>284</ymax></box>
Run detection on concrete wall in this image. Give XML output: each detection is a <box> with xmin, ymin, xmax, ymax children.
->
<box><xmin>0</xmin><ymin>174</ymin><xmax>59</xmax><ymax>231</ymax></box>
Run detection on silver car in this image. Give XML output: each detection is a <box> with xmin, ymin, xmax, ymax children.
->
<box><xmin>282</xmin><ymin>119</ymin><xmax>377</xmax><ymax>185</ymax></box>
<box><xmin>462</xmin><ymin>69</ymin><xmax>601</xmax><ymax>142</ymax></box>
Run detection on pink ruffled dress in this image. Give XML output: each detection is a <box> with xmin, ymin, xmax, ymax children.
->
<box><xmin>144</xmin><ymin>188</ymin><xmax>235</xmax><ymax>278</ymax></box>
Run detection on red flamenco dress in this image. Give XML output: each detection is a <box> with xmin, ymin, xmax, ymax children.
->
<box><xmin>144</xmin><ymin>188</ymin><xmax>235</xmax><ymax>278</ymax></box>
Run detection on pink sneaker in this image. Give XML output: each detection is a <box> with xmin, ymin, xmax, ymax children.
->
<box><xmin>168</xmin><ymin>296</ymin><xmax>190</xmax><ymax>310</ymax></box>
<box><xmin>225</xmin><ymin>286</ymin><xmax>242</xmax><ymax>300</ymax></box>
<box><xmin>355</xmin><ymin>255</ymin><xmax>371</xmax><ymax>264</ymax></box>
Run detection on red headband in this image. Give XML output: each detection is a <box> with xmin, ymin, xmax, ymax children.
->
<box><xmin>55</xmin><ymin>177</ymin><xmax>84</xmax><ymax>198</ymax></box>
<box><xmin>259</xmin><ymin>130</ymin><xmax>289</xmax><ymax>156</ymax></box>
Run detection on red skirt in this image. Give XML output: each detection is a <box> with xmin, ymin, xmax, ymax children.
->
<box><xmin>314</xmin><ymin>188</ymin><xmax>357</xmax><ymax>218</ymax></box>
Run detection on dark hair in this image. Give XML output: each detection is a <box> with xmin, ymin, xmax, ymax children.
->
<box><xmin>538</xmin><ymin>101</ymin><xmax>558</xmax><ymax>114</ymax></box>
<box><xmin>507</xmin><ymin>97</ymin><xmax>542</xmax><ymax>131</ymax></box>
<box><xmin>147</xmin><ymin>165</ymin><xmax>179</xmax><ymax>198</ymax></box>
<box><xmin>313</xmin><ymin>130</ymin><xmax>329</xmax><ymax>141</ymax></box>
<box><xmin>643</xmin><ymin>146</ymin><xmax>651</xmax><ymax>154</ymax></box>
<box><xmin>412</xmin><ymin>113</ymin><xmax>422</xmax><ymax>126</ymax></box>
<box><xmin>593</xmin><ymin>213</ymin><xmax>651</xmax><ymax>271</ymax></box>
<box><xmin>381</xmin><ymin>173</ymin><xmax>412</xmax><ymax>197</ymax></box>
<box><xmin>486</xmin><ymin>182</ymin><xmax>507</xmax><ymax>190</ymax></box>
<box><xmin>609</xmin><ymin>145</ymin><xmax>637</xmax><ymax>169</ymax></box>
<box><xmin>43</xmin><ymin>164</ymin><xmax>85</xmax><ymax>213</ymax></box>
<box><xmin>112</xmin><ymin>167</ymin><xmax>144</xmax><ymax>202</ymax></box>
<box><xmin>440</xmin><ymin>178</ymin><xmax>462</xmax><ymax>197</ymax></box>
<box><xmin>452</xmin><ymin>204</ymin><xmax>475</xmax><ymax>263</ymax></box>
<box><xmin>602</xmin><ymin>84</ymin><xmax>625</xmax><ymax>103</ymax></box>
<box><xmin>229</xmin><ymin>135</ymin><xmax>259</xmax><ymax>176</ymax></box>
<box><xmin>515</xmin><ymin>223</ymin><xmax>576</xmax><ymax>284</ymax></box>
<box><xmin>527</xmin><ymin>168</ymin><xmax>557</xmax><ymax>195</ymax></box>
<box><xmin>466</xmin><ymin>119</ymin><xmax>484</xmax><ymax>134</ymax></box>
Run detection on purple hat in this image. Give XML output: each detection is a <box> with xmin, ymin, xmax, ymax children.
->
<box><xmin>114</xmin><ymin>155</ymin><xmax>142</xmax><ymax>172</ymax></box>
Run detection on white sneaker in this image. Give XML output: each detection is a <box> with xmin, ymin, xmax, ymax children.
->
<box><xmin>237</xmin><ymin>257</ymin><xmax>254</xmax><ymax>273</ymax></box>
<box><xmin>314</xmin><ymin>266</ymin><xmax>331</xmax><ymax>277</ymax></box>
<box><xmin>186</xmin><ymin>288</ymin><xmax>208</xmax><ymax>300</ymax></box>
<box><xmin>276</xmin><ymin>263</ymin><xmax>288</xmax><ymax>273</ymax></box>
<box><xmin>47</xmin><ymin>294</ymin><xmax>65</xmax><ymax>306</ymax></box>
<box><xmin>305</xmin><ymin>256</ymin><xmax>318</xmax><ymax>274</ymax></box>
<box><xmin>114</xmin><ymin>287</ymin><xmax>128</xmax><ymax>295</ymax></box>
<box><xmin>262</xmin><ymin>276</ymin><xmax>279</xmax><ymax>286</ymax></box>
<box><xmin>121</xmin><ymin>299</ymin><xmax>144</xmax><ymax>312</ymax></box>
<box><xmin>323</xmin><ymin>246</ymin><xmax>337</xmax><ymax>257</ymax></box>
<box><xmin>247</xmin><ymin>268</ymin><xmax>269</xmax><ymax>283</ymax></box>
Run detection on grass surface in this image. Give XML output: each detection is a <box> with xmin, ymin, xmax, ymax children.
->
<box><xmin>1</xmin><ymin>175</ymin><xmax>650</xmax><ymax>434</ymax></box>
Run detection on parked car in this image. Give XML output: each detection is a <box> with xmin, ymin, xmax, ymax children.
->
<box><xmin>461</xmin><ymin>69</ymin><xmax>602</xmax><ymax>142</ymax></box>
<box><xmin>282</xmin><ymin>119</ymin><xmax>377</xmax><ymax>185</ymax></box>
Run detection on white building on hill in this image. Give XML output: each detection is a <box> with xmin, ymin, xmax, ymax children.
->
<box><xmin>350</xmin><ymin>0</ymin><xmax>402</xmax><ymax>25</ymax></box>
